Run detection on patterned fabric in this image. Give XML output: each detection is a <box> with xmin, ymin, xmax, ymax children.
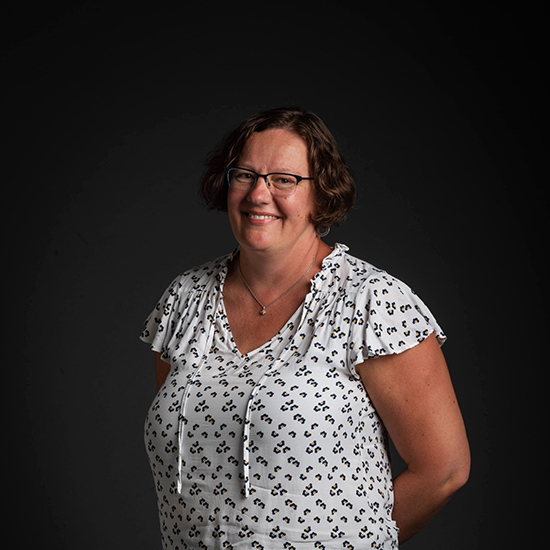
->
<box><xmin>140</xmin><ymin>243</ymin><xmax>445</xmax><ymax>549</ymax></box>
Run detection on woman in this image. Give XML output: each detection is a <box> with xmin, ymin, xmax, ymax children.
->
<box><xmin>140</xmin><ymin>107</ymin><xmax>470</xmax><ymax>549</ymax></box>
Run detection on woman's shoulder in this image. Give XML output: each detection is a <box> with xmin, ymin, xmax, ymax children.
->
<box><xmin>326</xmin><ymin>244</ymin><xmax>429</xmax><ymax>308</ymax></box>
<box><xmin>326</xmin><ymin>243</ymin><xmax>395</xmax><ymax>289</ymax></box>
<box><xmin>167</xmin><ymin>250</ymin><xmax>236</xmax><ymax>294</ymax></box>
<box><xmin>328</xmin><ymin>244</ymin><xmax>446</xmax><ymax>359</ymax></box>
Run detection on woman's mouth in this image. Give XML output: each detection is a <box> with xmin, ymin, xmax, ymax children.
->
<box><xmin>246</xmin><ymin>213</ymin><xmax>280</xmax><ymax>220</ymax></box>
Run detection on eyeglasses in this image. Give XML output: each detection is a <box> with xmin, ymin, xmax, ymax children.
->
<box><xmin>225</xmin><ymin>167</ymin><xmax>313</xmax><ymax>197</ymax></box>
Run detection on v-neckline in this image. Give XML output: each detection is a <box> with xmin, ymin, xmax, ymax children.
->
<box><xmin>215</xmin><ymin>243</ymin><xmax>345</xmax><ymax>358</ymax></box>
<box><xmin>218</xmin><ymin>290</ymin><xmax>304</xmax><ymax>359</ymax></box>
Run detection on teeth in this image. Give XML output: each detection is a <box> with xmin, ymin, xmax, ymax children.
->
<box><xmin>248</xmin><ymin>214</ymin><xmax>278</xmax><ymax>220</ymax></box>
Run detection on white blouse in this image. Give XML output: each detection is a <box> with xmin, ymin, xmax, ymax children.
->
<box><xmin>140</xmin><ymin>243</ymin><xmax>445</xmax><ymax>549</ymax></box>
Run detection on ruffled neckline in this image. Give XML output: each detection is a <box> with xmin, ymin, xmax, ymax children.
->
<box><xmin>217</xmin><ymin>242</ymin><xmax>349</xmax><ymax>289</ymax></box>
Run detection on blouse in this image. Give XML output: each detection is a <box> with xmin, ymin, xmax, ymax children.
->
<box><xmin>140</xmin><ymin>243</ymin><xmax>446</xmax><ymax>549</ymax></box>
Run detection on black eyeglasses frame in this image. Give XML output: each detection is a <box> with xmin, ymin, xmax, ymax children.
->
<box><xmin>225</xmin><ymin>166</ymin><xmax>314</xmax><ymax>196</ymax></box>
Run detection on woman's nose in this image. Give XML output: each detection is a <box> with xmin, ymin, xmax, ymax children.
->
<box><xmin>247</xmin><ymin>176</ymin><xmax>272</xmax><ymax>202</ymax></box>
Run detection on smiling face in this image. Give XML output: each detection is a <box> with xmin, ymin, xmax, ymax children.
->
<box><xmin>227</xmin><ymin>128</ymin><xmax>317</xmax><ymax>256</ymax></box>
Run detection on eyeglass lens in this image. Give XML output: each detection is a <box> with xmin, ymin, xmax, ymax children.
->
<box><xmin>227</xmin><ymin>168</ymin><xmax>297</xmax><ymax>195</ymax></box>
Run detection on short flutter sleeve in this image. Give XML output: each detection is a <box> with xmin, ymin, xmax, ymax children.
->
<box><xmin>139</xmin><ymin>253</ymin><xmax>231</xmax><ymax>364</ymax></box>
<box><xmin>348</xmin><ymin>270</ymin><xmax>446</xmax><ymax>371</ymax></box>
<box><xmin>140</xmin><ymin>275</ymin><xmax>187</xmax><ymax>360</ymax></box>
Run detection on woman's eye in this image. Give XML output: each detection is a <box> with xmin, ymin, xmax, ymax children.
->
<box><xmin>236</xmin><ymin>172</ymin><xmax>254</xmax><ymax>181</ymax></box>
<box><xmin>273</xmin><ymin>176</ymin><xmax>294</xmax><ymax>185</ymax></box>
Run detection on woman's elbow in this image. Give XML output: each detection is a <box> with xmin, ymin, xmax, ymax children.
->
<box><xmin>419</xmin><ymin>445</ymin><xmax>471</xmax><ymax>500</ymax></box>
<box><xmin>443</xmin><ymin>448</ymin><xmax>471</xmax><ymax>497</ymax></box>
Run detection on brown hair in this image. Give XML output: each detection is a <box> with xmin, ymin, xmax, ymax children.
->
<box><xmin>199</xmin><ymin>107</ymin><xmax>356</xmax><ymax>230</ymax></box>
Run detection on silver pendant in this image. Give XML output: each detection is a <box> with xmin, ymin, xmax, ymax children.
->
<box><xmin>260</xmin><ymin>308</ymin><xmax>266</xmax><ymax>315</ymax></box>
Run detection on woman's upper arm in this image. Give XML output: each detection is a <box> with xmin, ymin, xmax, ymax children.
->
<box><xmin>355</xmin><ymin>333</ymin><xmax>470</xmax><ymax>484</ymax></box>
<box><xmin>154</xmin><ymin>351</ymin><xmax>171</xmax><ymax>392</ymax></box>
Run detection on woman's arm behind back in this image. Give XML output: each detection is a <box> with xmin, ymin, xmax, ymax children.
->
<box><xmin>356</xmin><ymin>333</ymin><xmax>470</xmax><ymax>544</ymax></box>
<box><xmin>154</xmin><ymin>351</ymin><xmax>171</xmax><ymax>392</ymax></box>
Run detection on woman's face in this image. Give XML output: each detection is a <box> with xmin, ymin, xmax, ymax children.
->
<box><xmin>227</xmin><ymin>128</ymin><xmax>317</xmax><ymax>256</ymax></box>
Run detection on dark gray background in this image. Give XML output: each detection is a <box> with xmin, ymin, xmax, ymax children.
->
<box><xmin>5</xmin><ymin>2</ymin><xmax>544</xmax><ymax>548</ymax></box>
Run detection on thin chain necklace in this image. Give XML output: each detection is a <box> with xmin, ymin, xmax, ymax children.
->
<box><xmin>238</xmin><ymin>244</ymin><xmax>319</xmax><ymax>316</ymax></box>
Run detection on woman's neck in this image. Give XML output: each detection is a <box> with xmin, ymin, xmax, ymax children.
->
<box><xmin>236</xmin><ymin>236</ymin><xmax>327</xmax><ymax>295</ymax></box>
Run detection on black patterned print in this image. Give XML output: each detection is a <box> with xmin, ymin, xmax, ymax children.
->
<box><xmin>140</xmin><ymin>244</ymin><xmax>445</xmax><ymax>549</ymax></box>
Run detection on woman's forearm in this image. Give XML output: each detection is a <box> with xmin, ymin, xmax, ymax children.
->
<box><xmin>392</xmin><ymin>466</ymin><xmax>467</xmax><ymax>544</ymax></box>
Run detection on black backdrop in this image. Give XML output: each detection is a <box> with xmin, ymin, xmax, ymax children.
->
<box><xmin>5</xmin><ymin>3</ymin><xmax>544</xmax><ymax>548</ymax></box>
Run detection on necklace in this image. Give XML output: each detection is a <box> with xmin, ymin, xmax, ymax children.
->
<box><xmin>238</xmin><ymin>245</ymin><xmax>318</xmax><ymax>316</ymax></box>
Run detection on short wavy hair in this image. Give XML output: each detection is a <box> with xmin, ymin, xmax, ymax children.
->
<box><xmin>199</xmin><ymin>107</ymin><xmax>356</xmax><ymax>231</ymax></box>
